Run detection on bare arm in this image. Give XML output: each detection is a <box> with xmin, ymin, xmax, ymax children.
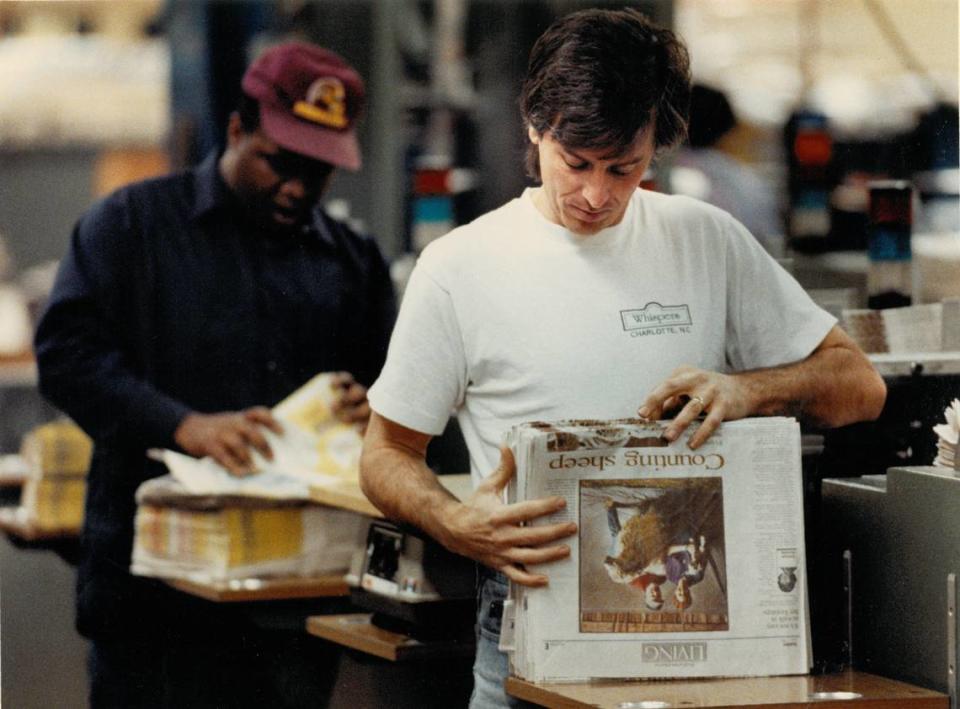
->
<box><xmin>360</xmin><ymin>412</ymin><xmax>578</xmax><ymax>586</ymax></box>
<box><xmin>639</xmin><ymin>325</ymin><xmax>886</xmax><ymax>449</ymax></box>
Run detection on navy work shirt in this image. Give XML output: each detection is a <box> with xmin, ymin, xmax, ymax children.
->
<box><xmin>34</xmin><ymin>152</ymin><xmax>396</xmax><ymax>636</ymax></box>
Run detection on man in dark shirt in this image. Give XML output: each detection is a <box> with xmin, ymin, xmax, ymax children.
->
<box><xmin>34</xmin><ymin>42</ymin><xmax>396</xmax><ymax>707</ymax></box>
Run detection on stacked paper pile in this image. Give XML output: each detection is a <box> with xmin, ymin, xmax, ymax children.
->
<box><xmin>19</xmin><ymin>420</ymin><xmax>91</xmax><ymax>532</ymax></box>
<box><xmin>131</xmin><ymin>476</ymin><xmax>363</xmax><ymax>583</ymax></box>
<box><xmin>933</xmin><ymin>398</ymin><xmax>959</xmax><ymax>470</ymax></box>
<box><xmin>503</xmin><ymin>417</ymin><xmax>810</xmax><ymax>682</ymax></box>
<box><xmin>842</xmin><ymin>303</ymin><xmax>944</xmax><ymax>353</ymax></box>
<box><xmin>133</xmin><ymin>372</ymin><xmax>367</xmax><ymax>583</ymax></box>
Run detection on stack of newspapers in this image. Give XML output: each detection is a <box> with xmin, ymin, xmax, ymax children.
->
<box><xmin>502</xmin><ymin>416</ymin><xmax>811</xmax><ymax>682</ymax></box>
<box><xmin>933</xmin><ymin>398</ymin><xmax>959</xmax><ymax>470</ymax></box>
<box><xmin>19</xmin><ymin>419</ymin><xmax>91</xmax><ymax>532</ymax></box>
<box><xmin>131</xmin><ymin>476</ymin><xmax>363</xmax><ymax>583</ymax></box>
<box><xmin>132</xmin><ymin>372</ymin><xmax>367</xmax><ymax>583</ymax></box>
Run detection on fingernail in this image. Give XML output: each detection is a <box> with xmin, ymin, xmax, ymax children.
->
<box><xmin>637</xmin><ymin>407</ymin><xmax>649</xmax><ymax>418</ymax></box>
<box><xmin>664</xmin><ymin>429</ymin><xmax>677</xmax><ymax>442</ymax></box>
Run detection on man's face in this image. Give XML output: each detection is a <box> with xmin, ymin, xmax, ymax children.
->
<box><xmin>528</xmin><ymin>126</ymin><xmax>655</xmax><ymax>236</ymax></box>
<box><xmin>644</xmin><ymin>582</ymin><xmax>664</xmax><ymax>610</ymax></box>
<box><xmin>223</xmin><ymin>117</ymin><xmax>334</xmax><ymax>234</ymax></box>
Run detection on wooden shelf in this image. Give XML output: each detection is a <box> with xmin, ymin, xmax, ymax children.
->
<box><xmin>166</xmin><ymin>573</ymin><xmax>349</xmax><ymax>603</ymax></box>
<box><xmin>0</xmin><ymin>358</ymin><xmax>37</xmax><ymax>387</ymax></box>
<box><xmin>506</xmin><ymin>670</ymin><xmax>947</xmax><ymax>709</ymax></box>
<box><xmin>0</xmin><ymin>506</ymin><xmax>80</xmax><ymax>541</ymax></box>
<box><xmin>306</xmin><ymin>613</ymin><xmax>475</xmax><ymax>662</ymax></box>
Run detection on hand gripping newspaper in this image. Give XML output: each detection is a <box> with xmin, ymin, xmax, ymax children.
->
<box><xmin>501</xmin><ymin>416</ymin><xmax>811</xmax><ymax>682</ymax></box>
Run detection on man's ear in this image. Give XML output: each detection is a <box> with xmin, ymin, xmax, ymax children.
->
<box><xmin>527</xmin><ymin>123</ymin><xmax>541</xmax><ymax>144</ymax></box>
<box><xmin>226</xmin><ymin>112</ymin><xmax>243</xmax><ymax>147</ymax></box>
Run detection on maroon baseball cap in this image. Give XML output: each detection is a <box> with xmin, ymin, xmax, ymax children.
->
<box><xmin>241</xmin><ymin>42</ymin><xmax>365</xmax><ymax>171</ymax></box>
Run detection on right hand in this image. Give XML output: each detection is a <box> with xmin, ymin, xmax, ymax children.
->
<box><xmin>173</xmin><ymin>408</ymin><xmax>283</xmax><ymax>477</ymax></box>
<box><xmin>440</xmin><ymin>447</ymin><xmax>578</xmax><ymax>587</ymax></box>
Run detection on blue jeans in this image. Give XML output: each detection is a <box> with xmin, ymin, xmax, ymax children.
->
<box><xmin>469</xmin><ymin>571</ymin><xmax>537</xmax><ymax>709</ymax></box>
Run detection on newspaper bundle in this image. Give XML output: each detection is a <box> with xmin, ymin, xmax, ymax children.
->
<box><xmin>503</xmin><ymin>416</ymin><xmax>810</xmax><ymax>682</ymax></box>
<box><xmin>19</xmin><ymin>419</ymin><xmax>91</xmax><ymax>531</ymax></box>
<box><xmin>132</xmin><ymin>372</ymin><xmax>369</xmax><ymax>582</ymax></box>
<box><xmin>131</xmin><ymin>475</ymin><xmax>364</xmax><ymax>583</ymax></box>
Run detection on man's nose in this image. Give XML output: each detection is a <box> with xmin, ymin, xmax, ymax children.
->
<box><xmin>581</xmin><ymin>173</ymin><xmax>611</xmax><ymax>209</ymax></box>
<box><xmin>278</xmin><ymin>175</ymin><xmax>308</xmax><ymax>201</ymax></box>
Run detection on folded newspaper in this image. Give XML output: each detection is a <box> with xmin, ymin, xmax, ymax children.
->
<box><xmin>503</xmin><ymin>416</ymin><xmax>810</xmax><ymax>682</ymax></box>
<box><xmin>155</xmin><ymin>373</ymin><xmax>362</xmax><ymax>499</ymax></box>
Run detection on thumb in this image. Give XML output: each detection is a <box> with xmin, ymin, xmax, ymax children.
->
<box><xmin>483</xmin><ymin>446</ymin><xmax>516</xmax><ymax>492</ymax></box>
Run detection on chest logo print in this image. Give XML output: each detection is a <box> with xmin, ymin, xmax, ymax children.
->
<box><xmin>620</xmin><ymin>302</ymin><xmax>692</xmax><ymax>337</ymax></box>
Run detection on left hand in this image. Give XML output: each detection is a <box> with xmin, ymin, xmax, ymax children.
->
<box><xmin>329</xmin><ymin>371</ymin><xmax>371</xmax><ymax>431</ymax></box>
<box><xmin>636</xmin><ymin>366</ymin><xmax>754</xmax><ymax>449</ymax></box>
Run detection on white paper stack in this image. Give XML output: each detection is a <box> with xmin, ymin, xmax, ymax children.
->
<box><xmin>933</xmin><ymin>398</ymin><xmax>960</xmax><ymax>470</ymax></box>
<box><xmin>131</xmin><ymin>475</ymin><xmax>364</xmax><ymax>583</ymax></box>
<box><xmin>503</xmin><ymin>417</ymin><xmax>810</xmax><ymax>682</ymax></box>
<box><xmin>842</xmin><ymin>303</ymin><xmax>944</xmax><ymax>354</ymax></box>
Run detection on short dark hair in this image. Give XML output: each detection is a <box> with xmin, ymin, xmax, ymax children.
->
<box><xmin>237</xmin><ymin>92</ymin><xmax>261</xmax><ymax>133</ymax></box>
<box><xmin>519</xmin><ymin>7</ymin><xmax>691</xmax><ymax>180</ymax></box>
<box><xmin>687</xmin><ymin>84</ymin><xmax>736</xmax><ymax>148</ymax></box>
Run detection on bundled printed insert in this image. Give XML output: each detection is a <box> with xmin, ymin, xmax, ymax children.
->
<box><xmin>131</xmin><ymin>476</ymin><xmax>364</xmax><ymax>583</ymax></box>
<box><xmin>19</xmin><ymin>419</ymin><xmax>91</xmax><ymax>531</ymax></box>
<box><xmin>132</xmin><ymin>372</ymin><xmax>368</xmax><ymax>582</ymax></box>
<box><xmin>504</xmin><ymin>416</ymin><xmax>810</xmax><ymax>682</ymax></box>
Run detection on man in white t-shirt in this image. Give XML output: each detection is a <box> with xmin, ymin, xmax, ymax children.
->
<box><xmin>360</xmin><ymin>8</ymin><xmax>886</xmax><ymax>708</ymax></box>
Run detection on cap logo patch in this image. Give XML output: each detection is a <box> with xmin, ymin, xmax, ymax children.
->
<box><xmin>293</xmin><ymin>77</ymin><xmax>348</xmax><ymax>129</ymax></box>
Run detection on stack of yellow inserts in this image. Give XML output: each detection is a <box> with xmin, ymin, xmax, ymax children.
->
<box><xmin>131</xmin><ymin>373</ymin><xmax>367</xmax><ymax>583</ymax></box>
<box><xmin>132</xmin><ymin>477</ymin><xmax>363</xmax><ymax>583</ymax></box>
<box><xmin>20</xmin><ymin>420</ymin><xmax>92</xmax><ymax>532</ymax></box>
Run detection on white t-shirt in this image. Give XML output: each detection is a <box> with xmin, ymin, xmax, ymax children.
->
<box><xmin>369</xmin><ymin>188</ymin><xmax>835</xmax><ymax>485</ymax></box>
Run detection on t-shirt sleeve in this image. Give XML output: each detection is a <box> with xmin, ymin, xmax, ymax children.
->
<box><xmin>367</xmin><ymin>261</ymin><xmax>467</xmax><ymax>436</ymax></box>
<box><xmin>723</xmin><ymin>218</ymin><xmax>837</xmax><ymax>371</ymax></box>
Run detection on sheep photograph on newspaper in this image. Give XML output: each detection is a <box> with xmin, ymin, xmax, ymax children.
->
<box><xmin>579</xmin><ymin>477</ymin><xmax>727</xmax><ymax>633</ymax></box>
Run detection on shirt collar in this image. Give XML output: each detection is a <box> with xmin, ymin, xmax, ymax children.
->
<box><xmin>190</xmin><ymin>150</ymin><xmax>336</xmax><ymax>248</ymax></box>
<box><xmin>190</xmin><ymin>151</ymin><xmax>231</xmax><ymax>222</ymax></box>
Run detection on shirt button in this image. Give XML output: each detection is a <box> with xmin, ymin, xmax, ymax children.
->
<box><xmin>266</xmin><ymin>360</ymin><xmax>277</xmax><ymax>372</ymax></box>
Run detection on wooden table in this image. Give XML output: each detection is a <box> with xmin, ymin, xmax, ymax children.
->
<box><xmin>306</xmin><ymin>612</ymin><xmax>474</xmax><ymax>662</ymax></box>
<box><xmin>308</xmin><ymin>473</ymin><xmax>472</xmax><ymax>519</ymax></box>
<box><xmin>167</xmin><ymin>573</ymin><xmax>349</xmax><ymax>603</ymax></box>
<box><xmin>506</xmin><ymin>670</ymin><xmax>947</xmax><ymax>709</ymax></box>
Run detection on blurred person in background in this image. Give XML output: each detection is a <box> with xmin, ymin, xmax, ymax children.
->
<box><xmin>359</xmin><ymin>8</ymin><xmax>884</xmax><ymax>707</ymax></box>
<box><xmin>669</xmin><ymin>83</ymin><xmax>782</xmax><ymax>254</ymax></box>
<box><xmin>34</xmin><ymin>42</ymin><xmax>396</xmax><ymax>707</ymax></box>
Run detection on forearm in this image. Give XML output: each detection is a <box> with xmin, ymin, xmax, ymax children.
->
<box><xmin>359</xmin><ymin>439</ymin><xmax>461</xmax><ymax>549</ymax></box>
<box><xmin>735</xmin><ymin>342</ymin><xmax>885</xmax><ymax>428</ymax></box>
